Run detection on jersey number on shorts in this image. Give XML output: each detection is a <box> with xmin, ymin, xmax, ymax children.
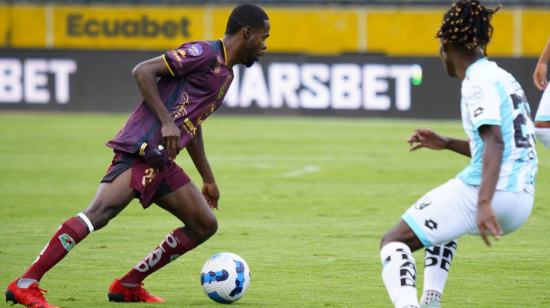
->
<box><xmin>142</xmin><ymin>168</ymin><xmax>155</xmax><ymax>187</ymax></box>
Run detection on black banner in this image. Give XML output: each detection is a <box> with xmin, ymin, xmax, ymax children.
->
<box><xmin>0</xmin><ymin>49</ymin><xmax>544</xmax><ymax>119</ymax></box>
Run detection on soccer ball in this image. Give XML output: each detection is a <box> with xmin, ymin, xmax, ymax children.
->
<box><xmin>200</xmin><ymin>252</ymin><xmax>251</xmax><ymax>304</ymax></box>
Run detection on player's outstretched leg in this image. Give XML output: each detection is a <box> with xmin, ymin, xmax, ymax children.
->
<box><xmin>420</xmin><ymin>240</ymin><xmax>457</xmax><ymax>308</ymax></box>
<box><xmin>110</xmin><ymin>181</ymin><xmax>217</xmax><ymax>303</ymax></box>
<box><xmin>380</xmin><ymin>219</ymin><xmax>424</xmax><ymax>308</ymax></box>
<box><xmin>6</xmin><ymin>169</ymin><xmax>135</xmax><ymax>308</ymax></box>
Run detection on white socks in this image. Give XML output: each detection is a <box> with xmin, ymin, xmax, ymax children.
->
<box><xmin>381</xmin><ymin>242</ymin><xmax>419</xmax><ymax>308</ymax></box>
<box><xmin>381</xmin><ymin>241</ymin><xmax>457</xmax><ymax>308</ymax></box>
<box><xmin>535</xmin><ymin>127</ymin><xmax>550</xmax><ymax>151</ymax></box>
<box><xmin>421</xmin><ymin>240</ymin><xmax>457</xmax><ymax>305</ymax></box>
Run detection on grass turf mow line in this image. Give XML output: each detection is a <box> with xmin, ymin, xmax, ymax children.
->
<box><xmin>0</xmin><ymin>113</ymin><xmax>548</xmax><ymax>307</ymax></box>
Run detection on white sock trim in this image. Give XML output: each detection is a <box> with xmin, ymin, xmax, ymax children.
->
<box><xmin>380</xmin><ymin>242</ymin><xmax>410</xmax><ymax>263</ymax></box>
<box><xmin>535</xmin><ymin>127</ymin><xmax>550</xmax><ymax>151</ymax></box>
<box><xmin>77</xmin><ymin>213</ymin><xmax>94</xmax><ymax>232</ymax></box>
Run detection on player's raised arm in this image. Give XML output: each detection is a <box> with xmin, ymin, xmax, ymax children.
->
<box><xmin>407</xmin><ymin>128</ymin><xmax>471</xmax><ymax>157</ymax></box>
<box><xmin>186</xmin><ymin>126</ymin><xmax>219</xmax><ymax>211</ymax></box>
<box><xmin>476</xmin><ymin>124</ymin><xmax>504</xmax><ymax>246</ymax></box>
<box><xmin>533</xmin><ymin>34</ymin><xmax>550</xmax><ymax>91</ymax></box>
<box><xmin>132</xmin><ymin>56</ymin><xmax>181</xmax><ymax>160</ymax></box>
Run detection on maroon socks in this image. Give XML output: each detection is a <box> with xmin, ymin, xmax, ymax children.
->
<box><xmin>20</xmin><ymin>218</ymin><xmax>195</xmax><ymax>287</ymax></box>
<box><xmin>120</xmin><ymin>227</ymin><xmax>197</xmax><ymax>286</ymax></box>
<box><xmin>22</xmin><ymin>217</ymin><xmax>88</xmax><ymax>282</ymax></box>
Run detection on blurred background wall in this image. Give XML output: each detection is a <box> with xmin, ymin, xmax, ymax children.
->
<box><xmin>1</xmin><ymin>0</ymin><xmax>549</xmax><ymax>118</ymax></box>
<box><xmin>1</xmin><ymin>2</ymin><xmax>550</xmax><ymax>56</ymax></box>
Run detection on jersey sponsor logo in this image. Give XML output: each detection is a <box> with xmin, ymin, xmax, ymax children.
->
<box><xmin>425</xmin><ymin>219</ymin><xmax>438</xmax><ymax>230</ymax></box>
<box><xmin>171</xmin><ymin>50</ymin><xmax>184</xmax><ymax>68</ymax></box>
<box><xmin>59</xmin><ymin>234</ymin><xmax>76</xmax><ymax>251</ymax></box>
<box><xmin>414</xmin><ymin>197</ymin><xmax>432</xmax><ymax>210</ymax></box>
<box><xmin>172</xmin><ymin>92</ymin><xmax>190</xmax><ymax>120</ymax></box>
<box><xmin>182</xmin><ymin>118</ymin><xmax>197</xmax><ymax>137</ymax></box>
<box><xmin>218</xmin><ymin>75</ymin><xmax>230</xmax><ymax>99</ymax></box>
<box><xmin>467</xmin><ymin>86</ymin><xmax>484</xmax><ymax>105</ymax></box>
<box><xmin>188</xmin><ymin>44</ymin><xmax>202</xmax><ymax>56</ymax></box>
<box><xmin>473</xmin><ymin>107</ymin><xmax>484</xmax><ymax>117</ymax></box>
<box><xmin>196</xmin><ymin>103</ymin><xmax>216</xmax><ymax>126</ymax></box>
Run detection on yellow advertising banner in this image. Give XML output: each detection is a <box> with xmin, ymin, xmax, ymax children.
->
<box><xmin>522</xmin><ymin>10</ymin><xmax>550</xmax><ymax>57</ymax></box>
<box><xmin>0</xmin><ymin>4</ymin><xmax>7</xmax><ymax>48</ymax></box>
<box><xmin>52</xmin><ymin>5</ymin><xmax>204</xmax><ymax>50</ymax></box>
<box><xmin>0</xmin><ymin>4</ymin><xmax>549</xmax><ymax>57</ymax></box>
<box><xmin>212</xmin><ymin>7</ymin><xmax>360</xmax><ymax>54</ymax></box>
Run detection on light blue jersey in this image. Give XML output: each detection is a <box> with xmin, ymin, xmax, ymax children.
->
<box><xmin>457</xmin><ymin>58</ymin><xmax>538</xmax><ymax>194</ymax></box>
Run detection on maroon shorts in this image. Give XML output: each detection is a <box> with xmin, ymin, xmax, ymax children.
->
<box><xmin>102</xmin><ymin>151</ymin><xmax>191</xmax><ymax>208</ymax></box>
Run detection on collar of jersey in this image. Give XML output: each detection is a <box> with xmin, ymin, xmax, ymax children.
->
<box><xmin>465</xmin><ymin>57</ymin><xmax>488</xmax><ymax>77</ymax></box>
<box><xmin>219</xmin><ymin>38</ymin><xmax>227</xmax><ymax>65</ymax></box>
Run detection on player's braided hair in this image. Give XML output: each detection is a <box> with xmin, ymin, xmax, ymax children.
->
<box><xmin>435</xmin><ymin>0</ymin><xmax>501</xmax><ymax>55</ymax></box>
<box><xmin>225</xmin><ymin>3</ymin><xmax>269</xmax><ymax>35</ymax></box>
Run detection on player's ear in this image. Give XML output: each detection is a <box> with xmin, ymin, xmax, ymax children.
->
<box><xmin>243</xmin><ymin>26</ymin><xmax>252</xmax><ymax>39</ymax></box>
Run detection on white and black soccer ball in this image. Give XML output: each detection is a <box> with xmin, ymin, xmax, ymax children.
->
<box><xmin>200</xmin><ymin>252</ymin><xmax>251</xmax><ymax>304</ymax></box>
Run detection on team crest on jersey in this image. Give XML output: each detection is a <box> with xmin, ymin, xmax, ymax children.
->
<box><xmin>467</xmin><ymin>87</ymin><xmax>484</xmax><ymax>105</ymax></box>
<box><xmin>188</xmin><ymin>44</ymin><xmax>203</xmax><ymax>56</ymax></box>
<box><xmin>59</xmin><ymin>234</ymin><xmax>75</xmax><ymax>251</ymax></box>
<box><xmin>170</xmin><ymin>255</ymin><xmax>180</xmax><ymax>262</ymax></box>
<box><xmin>414</xmin><ymin>197</ymin><xmax>432</xmax><ymax>210</ymax></box>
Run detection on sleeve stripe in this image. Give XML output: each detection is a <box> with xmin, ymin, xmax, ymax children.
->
<box><xmin>162</xmin><ymin>54</ymin><xmax>175</xmax><ymax>76</ymax></box>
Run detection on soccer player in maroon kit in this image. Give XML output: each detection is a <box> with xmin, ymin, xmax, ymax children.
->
<box><xmin>6</xmin><ymin>4</ymin><xmax>270</xmax><ymax>307</ymax></box>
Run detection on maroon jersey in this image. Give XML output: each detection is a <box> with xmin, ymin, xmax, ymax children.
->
<box><xmin>106</xmin><ymin>39</ymin><xmax>233</xmax><ymax>155</ymax></box>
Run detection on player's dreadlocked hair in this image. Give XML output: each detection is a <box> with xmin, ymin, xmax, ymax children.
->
<box><xmin>225</xmin><ymin>3</ymin><xmax>269</xmax><ymax>35</ymax></box>
<box><xmin>435</xmin><ymin>0</ymin><xmax>501</xmax><ymax>55</ymax></box>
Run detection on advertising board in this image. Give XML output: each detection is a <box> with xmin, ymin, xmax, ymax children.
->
<box><xmin>0</xmin><ymin>49</ymin><xmax>544</xmax><ymax>120</ymax></box>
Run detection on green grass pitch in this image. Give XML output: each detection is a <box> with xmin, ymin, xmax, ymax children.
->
<box><xmin>0</xmin><ymin>113</ymin><xmax>549</xmax><ymax>308</ymax></box>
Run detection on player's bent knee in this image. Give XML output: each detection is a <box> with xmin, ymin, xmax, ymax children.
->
<box><xmin>86</xmin><ymin>213</ymin><xmax>110</xmax><ymax>231</ymax></box>
<box><xmin>202</xmin><ymin>217</ymin><xmax>218</xmax><ymax>239</ymax></box>
<box><xmin>82</xmin><ymin>205</ymin><xmax>118</xmax><ymax>231</ymax></box>
<box><xmin>191</xmin><ymin>217</ymin><xmax>218</xmax><ymax>243</ymax></box>
<box><xmin>380</xmin><ymin>232</ymin><xmax>396</xmax><ymax>249</ymax></box>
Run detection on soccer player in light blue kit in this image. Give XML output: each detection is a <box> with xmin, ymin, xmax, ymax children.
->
<box><xmin>379</xmin><ymin>1</ymin><xmax>538</xmax><ymax>308</ymax></box>
<box><xmin>533</xmin><ymin>33</ymin><xmax>550</xmax><ymax>149</ymax></box>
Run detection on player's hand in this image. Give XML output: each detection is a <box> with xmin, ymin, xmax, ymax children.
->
<box><xmin>533</xmin><ymin>62</ymin><xmax>548</xmax><ymax>91</ymax></box>
<box><xmin>407</xmin><ymin>128</ymin><xmax>449</xmax><ymax>151</ymax></box>
<box><xmin>476</xmin><ymin>202</ymin><xmax>503</xmax><ymax>247</ymax></box>
<box><xmin>202</xmin><ymin>182</ymin><xmax>220</xmax><ymax>211</ymax></box>
<box><xmin>161</xmin><ymin>121</ymin><xmax>181</xmax><ymax>160</ymax></box>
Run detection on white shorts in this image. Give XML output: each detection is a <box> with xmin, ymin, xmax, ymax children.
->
<box><xmin>535</xmin><ymin>83</ymin><xmax>550</xmax><ymax>121</ymax></box>
<box><xmin>402</xmin><ymin>178</ymin><xmax>534</xmax><ymax>247</ymax></box>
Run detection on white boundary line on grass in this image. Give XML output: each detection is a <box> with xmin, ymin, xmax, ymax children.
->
<box><xmin>284</xmin><ymin>165</ymin><xmax>320</xmax><ymax>177</ymax></box>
